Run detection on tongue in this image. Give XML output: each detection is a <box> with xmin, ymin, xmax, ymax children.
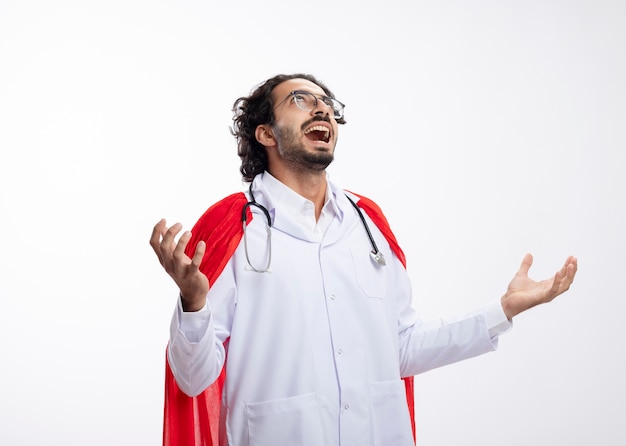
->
<box><xmin>306</xmin><ymin>130</ymin><xmax>326</xmax><ymax>142</ymax></box>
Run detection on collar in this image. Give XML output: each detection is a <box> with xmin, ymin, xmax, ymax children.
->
<box><xmin>251</xmin><ymin>172</ymin><xmax>345</xmax><ymax>237</ymax></box>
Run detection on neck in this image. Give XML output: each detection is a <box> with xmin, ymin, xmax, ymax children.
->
<box><xmin>267</xmin><ymin>168</ymin><xmax>327</xmax><ymax>220</ymax></box>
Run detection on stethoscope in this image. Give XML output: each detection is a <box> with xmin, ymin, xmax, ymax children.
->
<box><xmin>241</xmin><ymin>183</ymin><xmax>386</xmax><ymax>272</ymax></box>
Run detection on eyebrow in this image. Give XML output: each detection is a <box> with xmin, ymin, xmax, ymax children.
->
<box><xmin>291</xmin><ymin>89</ymin><xmax>329</xmax><ymax>98</ymax></box>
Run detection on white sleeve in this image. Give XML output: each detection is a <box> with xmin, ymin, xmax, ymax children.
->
<box><xmin>176</xmin><ymin>297</ymin><xmax>211</xmax><ymax>342</ymax></box>
<box><xmin>393</xmin><ymin>253</ymin><xmax>512</xmax><ymax>377</ymax></box>
<box><xmin>167</xmin><ymin>297</ymin><xmax>225</xmax><ymax>397</ymax></box>
<box><xmin>483</xmin><ymin>299</ymin><xmax>513</xmax><ymax>338</ymax></box>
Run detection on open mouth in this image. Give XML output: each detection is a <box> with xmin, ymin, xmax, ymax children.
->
<box><xmin>304</xmin><ymin>125</ymin><xmax>331</xmax><ymax>143</ymax></box>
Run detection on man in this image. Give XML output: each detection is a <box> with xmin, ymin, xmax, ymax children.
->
<box><xmin>150</xmin><ymin>73</ymin><xmax>577</xmax><ymax>446</ymax></box>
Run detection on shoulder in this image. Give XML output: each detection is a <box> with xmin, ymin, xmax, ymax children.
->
<box><xmin>191</xmin><ymin>192</ymin><xmax>247</xmax><ymax>233</ymax></box>
<box><xmin>344</xmin><ymin>189</ymin><xmax>406</xmax><ymax>268</ymax></box>
<box><xmin>344</xmin><ymin>190</ymin><xmax>389</xmax><ymax>225</ymax></box>
<box><xmin>186</xmin><ymin>192</ymin><xmax>248</xmax><ymax>278</ymax></box>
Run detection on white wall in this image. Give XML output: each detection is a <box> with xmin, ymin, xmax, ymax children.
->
<box><xmin>1</xmin><ymin>1</ymin><xmax>624</xmax><ymax>445</ymax></box>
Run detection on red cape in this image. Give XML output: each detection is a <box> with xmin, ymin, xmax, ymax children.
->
<box><xmin>163</xmin><ymin>192</ymin><xmax>415</xmax><ymax>445</ymax></box>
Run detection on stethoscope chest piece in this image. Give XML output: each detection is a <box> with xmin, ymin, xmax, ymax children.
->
<box><xmin>370</xmin><ymin>250</ymin><xmax>386</xmax><ymax>266</ymax></box>
<box><xmin>346</xmin><ymin>194</ymin><xmax>387</xmax><ymax>268</ymax></box>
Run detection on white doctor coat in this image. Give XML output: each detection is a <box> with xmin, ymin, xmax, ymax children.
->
<box><xmin>168</xmin><ymin>172</ymin><xmax>510</xmax><ymax>446</ymax></box>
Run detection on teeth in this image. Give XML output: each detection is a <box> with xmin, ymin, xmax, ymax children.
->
<box><xmin>305</xmin><ymin>125</ymin><xmax>330</xmax><ymax>136</ymax></box>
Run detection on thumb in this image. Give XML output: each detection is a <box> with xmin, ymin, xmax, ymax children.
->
<box><xmin>518</xmin><ymin>253</ymin><xmax>534</xmax><ymax>276</ymax></box>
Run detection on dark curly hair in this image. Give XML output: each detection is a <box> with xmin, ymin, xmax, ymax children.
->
<box><xmin>231</xmin><ymin>73</ymin><xmax>346</xmax><ymax>182</ymax></box>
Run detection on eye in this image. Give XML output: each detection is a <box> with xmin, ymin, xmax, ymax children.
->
<box><xmin>321</xmin><ymin>97</ymin><xmax>334</xmax><ymax>108</ymax></box>
<box><xmin>296</xmin><ymin>93</ymin><xmax>316</xmax><ymax>107</ymax></box>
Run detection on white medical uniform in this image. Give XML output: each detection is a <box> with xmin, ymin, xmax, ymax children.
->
<box><xmin>168</xmin><ymin>172</ymin><xmax>511</xmax><ymax>446</ymax></box>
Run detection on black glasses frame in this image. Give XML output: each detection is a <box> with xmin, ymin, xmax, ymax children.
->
<box><xmin>275</xmin><ymin>90</ymin><xmax>345</xmax><ymax>119</ymax></box>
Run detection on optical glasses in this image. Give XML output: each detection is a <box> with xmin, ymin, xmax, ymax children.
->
<box><xmin>276</xmin><ymin>90</ymin><xmax>345</xmax><ymax>120</ymax></box>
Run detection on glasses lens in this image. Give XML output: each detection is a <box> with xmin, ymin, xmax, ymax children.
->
<box><xmin>320</xmin><ymin>97</ymin><xmax>342</xmax><ymax>119</ymax></box>
<box><xmin>292</xmin><ymin>91</ymin><xmax>344</xmax><ymax>119</ymax></box>
<box><xmin>331</xmin><ymin>100</ymin><xmax>344</xmax><ymax>119</ymax></box>
<box><xmin>293</xmin><ymin>92</ymin><xmax>316</xmax><ymax>111</ymax></box>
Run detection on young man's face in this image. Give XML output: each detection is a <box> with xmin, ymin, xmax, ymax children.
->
<box><xmin>266</xmin><ymin>78</ymin><xmax>340</xmax><ymax>172</ymax></box>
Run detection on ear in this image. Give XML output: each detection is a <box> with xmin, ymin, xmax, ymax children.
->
<box><xmin>255</xmin><ymin>125</ymin><xmax>275</xmax><ymax>147</ymax></box>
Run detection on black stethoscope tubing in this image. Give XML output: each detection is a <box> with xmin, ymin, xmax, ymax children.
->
<box><xmin>241</xmin><ymin>183</ymin><xmax>386</xmax><ymax>271</ymax></box>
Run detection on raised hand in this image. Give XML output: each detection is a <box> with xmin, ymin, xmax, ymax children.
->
<box><xmin>149</xmin><ymin>219</ymin><xmax>209</xmax><ymax>311</ymax></box>
<box><xmin>501</xmin><ymin>253</ymin><xmax>578</xmax><ymax>320</ymax></box>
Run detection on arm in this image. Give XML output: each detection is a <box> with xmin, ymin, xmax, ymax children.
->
<box><xmin>501</xmin><ymin>253</ymin><xmax>578</xmax><ymax>320</ymax></box>
<box><xmin>151</xmin><ymin>218</ymin><xmax>229</xmax><ymax>395</ymax></box>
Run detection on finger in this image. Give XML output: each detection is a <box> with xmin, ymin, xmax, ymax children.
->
<box><xmin>562</xmin><ymin>255</ymin><xmax>575</xmax><ymax>271</ymax></box>
<box><xmin>559</xmin><ymin>256</ymin><xmax>577</xmax><ymax>283</ymax></box>
<box><xmin>149</xmin><ymin>219</ymin><xmax>166</xmax><ymax>247</ymax></box>
<box><xmin>551</xmin><ymin>259</ymin><xmax>577</xmax><ymax>296</ymax></box>
<box><xmin>567</xmin><ymin>256</ymin><xmax>578</xmax><ymax>277</ymax></box>
<box><xmin>558</xmin><ymin>260</ymin><xmax>569</xmax><ymax>278</ymax></box>
<box><xmin>161</xmin><ymin>223</ymin><xmax>183</xmax><ymax>254</ymax></box>
<box><xmin>549</xmin><ymin>269</ymin><xmax>564</xmax><ymax>296</ymax></box>
<box><xmin>160</xmin><ymin>223</ymin><xmax>183</xmax><ymax>270</ymax></box>
<box><xmin>518</xmin><ymin>253</ymin><xmax>533</xmax><ymax>276</ymax></box>
<box><xmin>569</xmin><ymin>257</ymin><xmax>578</xmax><ymax>278</ymax></box>
<box><xmin>172</xmin><ymin>230</ymin><xmax>193</xmax><ymax>271</ymax></box>
<box><xmin>190</xmin><ymin>240</ymin><xmax>206</xmax><ymax>270</ymax></box>
<box><xmin>149</xmin><ymin>219</ymin><xmax>167</xmax><ymax>263</ymax></box>
<box><xmin>562</xmin><ymin>259</ymin><xmax>578</xmax><ymax>288</ymax></box>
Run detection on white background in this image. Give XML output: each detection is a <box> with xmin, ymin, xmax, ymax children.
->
<box><xmin>1</xmin><ymin>1</ymin><xmax>624</xmax><ymax>445</ymax></box>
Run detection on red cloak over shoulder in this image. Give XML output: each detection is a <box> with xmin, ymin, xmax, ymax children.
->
<box><xmin>163</xmin><ymin>192</ymin><xmax>415</xmax><ymax>445</ymax></box>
